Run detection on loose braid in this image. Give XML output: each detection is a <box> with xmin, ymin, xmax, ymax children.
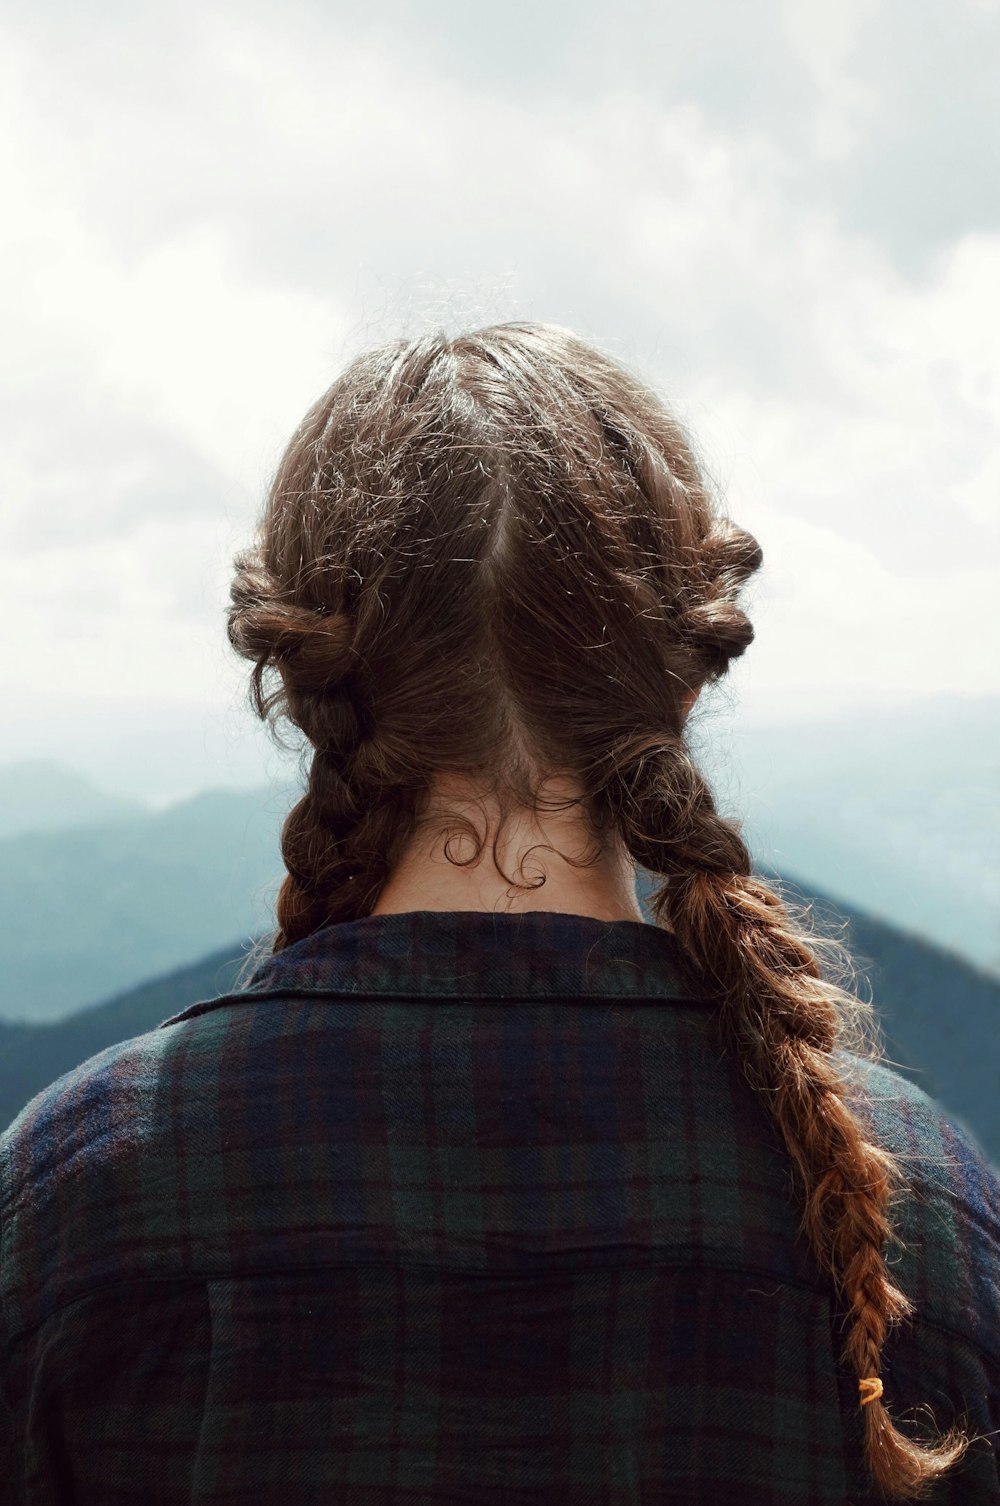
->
<box><xmin>228</xmin><ymin>321</ymin><xmax>975</xmax><ymax>1497</ymax></box>
<box><xmin>611</xmin><ymin>733</ymin><xmax>970</xmax><ymax>1499</ymax></box>
<box><xmin>596</xmin><ymin>514</ymin><xmax>972</xmax><ymax>1500</ymax></box>
<box><xmin>227</xmin><ymin>565</ymin><xmax>419</xmax><ymax>948</ymax></box>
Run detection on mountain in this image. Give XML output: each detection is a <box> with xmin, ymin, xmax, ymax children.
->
<box><xmin>0</xmin><ymin>784</ymin><xmax>296</xmax><ymax>1024</ymax></box>
<box><xmin>1</xmin><ymin>694</ymin><xmax>997</xmax><ymax>1026</ymax></box>
<box><xmin>0</xmin><ymin>759</ymin><xmax>145</xmax><ymax>838</ymax></box>
<box><xmin>0</xmin><ymin>944</ymin><xmax>249</xmax><ymax>1135</ymax></box>
<box><xmin>691</xmin><ymin>694</ymin><xmax>1000</xmax><ymax>977</ymax></box>
<box><xmin>3</xmin><ymin>880</ymin><xmax>997</xmax><ymax>1169</ymax></box>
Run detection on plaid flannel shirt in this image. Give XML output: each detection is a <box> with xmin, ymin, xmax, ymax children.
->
<box><xmin>2</xmin><ymin>909</ymin><xmax>999</xmax><ymax>1504</ymax></box>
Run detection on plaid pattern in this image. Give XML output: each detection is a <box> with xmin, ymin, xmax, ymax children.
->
<box><xmin>2</xmin><ymin>908</ymin><xmax>998</xmax><ymax>1503</ymax></box>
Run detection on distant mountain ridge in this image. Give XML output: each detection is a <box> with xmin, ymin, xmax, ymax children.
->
<box><xmin>692</xmin><ymin>693</ymin><xmax>1000</xmax><ymax>976</ymax></box>
<box><xmin>0</xmin><ymin>759</ymin><xmax>145</xmax><ymax>839</ymax></box>
<box><xmin>2</xmin><ymin>879</ymin><xmax>997</xmax><ymax>1171</ymax></box>
<box><xmin>0</xmin><ymin>697</ymin><xmax>996</xmax><ymax>1028</ymax></box>
<box><xmin>0</xmin><ymin>779</ymin><xmax>296</xmax><ymax>1023</ymax></box>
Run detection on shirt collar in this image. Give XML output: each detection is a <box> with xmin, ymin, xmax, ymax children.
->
<box><xmin>160</xmin><ymin>909</ymin><xmax>715</xmax><ymax>1027</ymax></box>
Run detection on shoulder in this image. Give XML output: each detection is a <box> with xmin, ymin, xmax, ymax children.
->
<box><xmin>0</xmin><ymin>984</ymin><xmax>382</xmax><ymax>1239</ymax></box>
<box><xmin>0</xmin><ymin>1007</ymin><xmax>241</xmax><ymax>1341</ymax></box>
<box><xmin>0</xmin><ymin>998</ymin><xmax>249</xmax><ymax>1213</ymax></box>
<box><xmin>835</xmin><ymin>1049</ymin><xmax>1000</xmax><ymax>1364</ymax></box>
<box><xmin>835</xmin><ymin>1048</ymin><xmax>999</xmax><ymax>1201</ymax></box>
<box><xmin>2</xmin><ymin>1030</ymin><xmax>164</xmax><ymax>1202</ymax></box>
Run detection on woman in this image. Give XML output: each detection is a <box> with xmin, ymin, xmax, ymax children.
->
<box><xmin>2</xmin><ymin>323</ymin><xmax>997</xmax><ymax>1503</ymax></box>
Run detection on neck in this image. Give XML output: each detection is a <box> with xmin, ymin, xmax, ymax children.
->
<box><xmin>371</xmin><ymin>773</ymin><xmax>646</xmax><ymax>924</ymax></box>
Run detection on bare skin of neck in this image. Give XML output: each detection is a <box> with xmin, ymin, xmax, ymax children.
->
<box><xmin>370</xmin><ymin>689</ymin><xmax>698</xmax><ymax>921</ymax></box>
<box><xmin>371</xmin><ymin>691</ymin><xmax>698</xmax><ymax>924</ymax></box>
<box><xmin>371</xmin><ymin>771</ymin><xmax>646</xmax><ymax>923</ymax></box>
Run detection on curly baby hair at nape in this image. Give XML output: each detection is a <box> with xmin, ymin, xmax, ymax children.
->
<box><xmin>228</xmin><ymin>322</ymin><xmax>971</xmax><ymax>1500</ymax></box>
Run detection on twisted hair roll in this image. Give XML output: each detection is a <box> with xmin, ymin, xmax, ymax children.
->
<box><xmin>228</xmin><ymin>322</ymin><xmax>971</xmax><ymax>1499</ymax></box>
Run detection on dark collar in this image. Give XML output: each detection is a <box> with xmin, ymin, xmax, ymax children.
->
<box><xmin>160</xmin><ymin>909</ymin><xmax>715</xmax><ymax>1027</ymax></box>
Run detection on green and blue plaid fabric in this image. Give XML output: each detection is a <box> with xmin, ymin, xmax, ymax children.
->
<box><xmin>2</xmin><ymin>909</ymin><xmax>998</xmax><ymax>1503</ymax></box>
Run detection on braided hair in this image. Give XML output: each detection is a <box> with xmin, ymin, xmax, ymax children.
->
<box><xmin>228</xmin><ymin>322</ymin><xmax>970</xmax><ymax>1499</ymax></box>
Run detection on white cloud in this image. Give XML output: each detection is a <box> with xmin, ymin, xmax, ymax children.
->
<box><xmin>681</xmin><ymin>224</ymin><xmax>1000</xmax><ymax>602</ymax></box>
<box><xmin>730</xmin><ymin>505</ymin><xmax>998</xmax><ymax>705</ymax></box>
<box><xmin>778</xmin><ymin>0</ymin><xmax>880</xmax><ymax>161</ymax></box>
<box><xmin>2</xmin><ymin>0</ymin><xmax>999</xmax><ymax>795</ymax></box>
<box><xmin>0</xmin><ymin>514</ymin><xmax>233</xmax><ymax>701</ymax></box>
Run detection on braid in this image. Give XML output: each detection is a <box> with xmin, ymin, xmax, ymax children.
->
<box><xmin>609</xmin><ymin>709</ymin><xmax>971</xmax><ymax>1501</ymax></box>
<box><xmin>227</xmin><ymin>556</ymin><xmax>416</xmax><ymax>948</ymax></box>
<box><xmin>275</xmin><ymin>724</ymin><xmax>374</xmax><ymax>951</ymax></box>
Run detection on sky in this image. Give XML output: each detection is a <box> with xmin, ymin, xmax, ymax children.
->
<box><xmin>2</xmin><ymin>0</ymin><xmax>999</xmax><ymax>803</ymax></box>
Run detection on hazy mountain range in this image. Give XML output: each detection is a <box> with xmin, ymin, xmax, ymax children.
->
<box><xmin>698</xmin><ymin>695</ymin><xmax>1000</xmax><ymax>978</ymax></box>
<box><xmin>0</xmin><ymin>759</ymin><xmax>146</xmax><ymax>838</ymax></box>
<box><xmin>0</xmin><ymin>693</ymin><xmax>996</xmax><ymax>1025</ymax></box>
<box><xmin>1</xmin><ymin>718</ymin><xmax>996</xmax><ymax>1167</ymax></box>
<box><xmin>0</xmin><ymin>767</ymin><xmax>293</xmax><ymax>1022</ymax></box>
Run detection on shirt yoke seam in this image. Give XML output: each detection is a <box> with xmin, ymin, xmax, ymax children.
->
<box><xmin>5</xmin><ymin>1257</ymin><xmax>999</xmax><ymax>1371</ymax></box>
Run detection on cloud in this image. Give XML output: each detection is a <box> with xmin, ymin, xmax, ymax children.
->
<box><xmin>685</xmin><ymin>225</ymin><xmax>1000</xmax><ymax>586</ymax></box>
<box><xmin>728</xmin><ymin>504</ymin><xmax>999</xmax><ymax>706</ymax></box>
<box><xmin>834</xmin><ymin>0</ymin><xmax>1000</xmax><ymax>263</ymax></box>
<box><xmin>0</xmin><ymin>513</ymin><xmax>237</xmax><ymax>699</ymax></box>
<box><xmin>2</xmin><ymin>0</ymin><xmax>999</xmax><ymax>795</ymax></box>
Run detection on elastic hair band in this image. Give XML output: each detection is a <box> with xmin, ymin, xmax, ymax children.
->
<box><xmin>859</xmin><ymin>1377</ymin><xmax>883</xmax><ymax>1406</ymax></box>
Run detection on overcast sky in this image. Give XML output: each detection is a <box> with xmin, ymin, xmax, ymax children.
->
<box><xmin>2</xmin><ymin>0</ymin><xmax>999</xmax><ymax>802</ymax></box>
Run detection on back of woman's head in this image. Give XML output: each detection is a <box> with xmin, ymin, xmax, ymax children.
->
<box><xmin>229</xmin><ymin>321</ymin><xmax>971</xmax><ymax>1500</ymax></box>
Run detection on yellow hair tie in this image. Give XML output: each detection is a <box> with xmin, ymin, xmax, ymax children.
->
<box><xmin>859</xmin><ymin>1377</ymin><xmax>883</xmax><ymax>1406</ymax></box>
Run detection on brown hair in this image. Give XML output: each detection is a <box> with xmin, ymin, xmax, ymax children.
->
<box><xmin>228</xmin><ymin>321</ymin><xmax>970</xmax><ymax>1499</ymax></box>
